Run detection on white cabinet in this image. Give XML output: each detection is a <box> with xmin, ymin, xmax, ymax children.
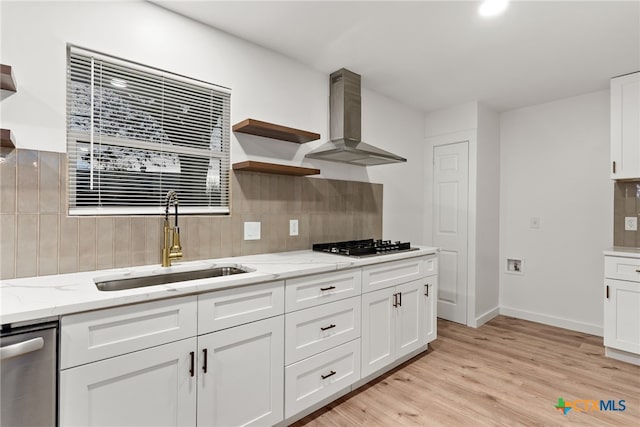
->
<box><xmin>604</xmin><ymin>255</ymin><xmax>640</xmax><ymax>365</ymax></box>
<box><xmin>611</xmin><ymin>72</ymin><xmax>640</xmax><ymax>180</ymax></box>
<box><xmin>60</xmin><ymin>337</ymin><xmax>197</xmax><ymax>427</ymax></box>
<box><xmin>423</xmin><ymin>277</ymin><xmax>438</xmax><ymax>344</ymax></box>
<box><xmin>604</xmin><ymin>256</ymin><xmax>640</xmax><ymax>365</ymax></box>
<box><xmin>605</xmin><ymin>279</ymin><xmax>640</xmax><ymax>355</ymax></box>
<box><xmin>361</xmin><ymin>278</ymin><xmax>425</xmax><ymax>378</ymax></box>
<box><xmin>61</xmin><ymin>281</ymin><xmax>285</xmax><ymax>427</ymax></box>
<box><xmin>198</xmin><ymin>316</ymin><xmax>284</xmax><ymax>427</ymax></box>
<box><xmin>284</xmin><ymin>339</ymin><xmax>360</xmax><ymax>418</ymax></box>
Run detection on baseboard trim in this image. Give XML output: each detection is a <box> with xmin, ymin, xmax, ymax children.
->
<box><xmin>499</xmin><ymin>306</ymin><xmax>603</xmax><ymax>337</ymax></box>
<box><xmin>475</xmin><ymin>307</ymin><xmax>500</xmax><ymax>327</ymax></box>
<box><xmin>605</xmin><ymin>347</ymin><xmax>640</xmax><ymax>366</ymax></box>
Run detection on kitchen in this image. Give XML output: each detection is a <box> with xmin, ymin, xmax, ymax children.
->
<box><xmin>1</xmin><ymin>0</ymin><xmax>639</xmax><ymax>426</ymax></box>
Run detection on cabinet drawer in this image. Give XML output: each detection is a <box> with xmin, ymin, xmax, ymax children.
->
<box><xmin>285</xmin><ymin>297</ymin><xmax>360</xmax><ymax>365</ymax></box>
<box><xmin>285</xmin><ymin>339</ymin><xmax>360</xmax><ymax>418</ymax></box>
<box><xmin>362</xmin><ymin>256</ymin><xmax>427</xmax><ymax>293</ymax></box>
<box><xmin>605</xmin><ymin>256</ymin><xmax>640</xmax><ymax>282</ymax></box>
<box><xmin>286</xmin><ymin>269</ymin><xmax>361</xmax><ymax>312</ymax></box>
<box><xmin>198</xmin><ymin>281</ymin><xmax>284</xmax><ymax>334</ymax></box>
<box><xmin>61</xmin><ymin>295</ymin><xmax>197</xmax><ymax>369</ymax></box>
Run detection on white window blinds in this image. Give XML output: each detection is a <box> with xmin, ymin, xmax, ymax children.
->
<box><xmin>67</xmin><ymin>46</ymin><xmax>231</xmax><ymax>215</ymax></box>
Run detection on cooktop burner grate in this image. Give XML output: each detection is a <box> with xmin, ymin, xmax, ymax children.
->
<box><xmin>312</xmin><ymin>238</ymin><xmax>416</xmax><ymax>257</ymax></box>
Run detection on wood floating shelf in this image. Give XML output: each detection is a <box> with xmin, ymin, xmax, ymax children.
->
<box><xmin>232</xmin><ymin>161</ymin><xmax>320</xmax><ymax>176</ymax></box>
<box><xmin>1</xmin><ymin>129</ymin><xmax>15</xmax><ymax>148</ymax></box>
<box><xmin>1</xmin><ymin>64</ymin><xmax>17</xmax><ymax>92</ymax></box>
<box><xmin>232</xmin><ymin>118</ymin><xmax>320</xmax><ymax>144</ymax></box>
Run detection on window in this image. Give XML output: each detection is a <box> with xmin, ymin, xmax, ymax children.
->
<box><xmin>66</xmin><ymin>46</ymin><xmax>231</xmax><ymax>215</ymax></box>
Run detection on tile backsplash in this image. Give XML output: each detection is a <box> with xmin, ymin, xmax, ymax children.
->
<box><xmin>614</xmin><ymin>180</ymin><xmax>640</xmax><ymax>247</ymax></box>
<box><xmin>0</xmin><ymin>148</ymin><xmax>382</xmax><ymax>279</ymax></box>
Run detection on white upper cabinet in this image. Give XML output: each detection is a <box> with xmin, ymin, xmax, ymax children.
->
<box><xmin>611</xmin><ymin>72</ymin><xmax>640</xmax><ymax>180</ymax></box>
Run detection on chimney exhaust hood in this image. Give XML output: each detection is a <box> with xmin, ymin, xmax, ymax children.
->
<box><xmin>305</xmin><ymin>68</ymin><xmax>407</xmax><ymax>166</ymax></box>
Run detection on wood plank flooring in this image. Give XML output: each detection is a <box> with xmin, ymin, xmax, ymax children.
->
<box><xmin>292</xmin><ymin>316</ymin><xmax>640</xmax><ymax>426</ymax></box>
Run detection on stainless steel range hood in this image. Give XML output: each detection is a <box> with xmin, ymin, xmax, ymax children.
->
<box><xmin>305</xmin><ymin>68</ymin><xmax>407</xmax><ymax>166</ymax></box>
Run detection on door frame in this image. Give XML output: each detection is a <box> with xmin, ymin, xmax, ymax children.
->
<box><xmin>424</xmin><ymin>130</ymin><xmax>477</xmax><ymax>327</ymax></box>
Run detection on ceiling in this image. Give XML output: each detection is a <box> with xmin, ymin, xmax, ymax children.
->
<box><xmin>153</xmin><ymin>1</ymin><xmax>640</xmax><ymax>113</ymax></box>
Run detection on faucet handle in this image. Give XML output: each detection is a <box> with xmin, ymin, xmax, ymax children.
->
<box><xmin>171</xmin><ymin>227</ymin><xmax>183</xmax><ymax>259</ymax></box>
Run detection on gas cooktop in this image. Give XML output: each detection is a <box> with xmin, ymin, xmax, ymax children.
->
<box><xmin>312</xmin><ymin>239</ymin><xmax>417</xmax><ymax>258</ymax></box>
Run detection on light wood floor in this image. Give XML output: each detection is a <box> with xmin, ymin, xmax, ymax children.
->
<box><xmin>292</xmin><ymin>316</ymin><xmax>640</xmax><ymax>426</ymax></box>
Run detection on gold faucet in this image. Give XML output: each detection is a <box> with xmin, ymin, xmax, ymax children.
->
<box><xmin>162</xmin><ymin>190</ymin><xmax>183</xmax><ymax>267</ymax></box>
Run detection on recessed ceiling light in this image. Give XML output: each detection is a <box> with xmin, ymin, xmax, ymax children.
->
<box><xmin>110</xmin><ymin>78</ymin><xmax>128</xmax><ymax>88</ymax></box>
<box><xmin>478</xmin><ymin>0</ymin><xmax>509</xmax><ymax>17</ymax></box>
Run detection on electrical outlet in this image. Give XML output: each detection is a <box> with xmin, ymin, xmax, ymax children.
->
<box><xmin>530</xmin><ymin>217</ymin><xmax>540</xmax><ymax>229</ymax></box>
<box><xmin>244</xmin><ymin>222</ymin><xmax>261</xmax><ymax>240</ymax></box>
<box><xmin>625</xmin><ymin>217</ymin><xmax>637</xmax><ymax>231</ymax></box>
<box><xmin>289</xmin><ymin>219</ymin><xmax>299</xmax><ymax>236</ymax></box>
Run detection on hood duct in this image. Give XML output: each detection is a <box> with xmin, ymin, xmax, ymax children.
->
<box><xmin>305</xmin><ymin>68</ymin><xmax>407</xmax><ymax>166</ymax></box>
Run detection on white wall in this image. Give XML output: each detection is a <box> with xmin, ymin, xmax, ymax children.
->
<box><xmin>0</xmin><ymin>1</ymin><xmax>426</xmax><ymax>242</ymax></box>
<box><xmin>475</xmin><ymin>103</ymin><xmax>500</xmax><ymax>323</ymax></box>
<box><xmin>499</xmin><ymin>90</ymin><xmax>613</xmax><ymax>335</ymax></box>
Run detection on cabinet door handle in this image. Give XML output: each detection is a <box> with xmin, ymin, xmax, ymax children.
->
<box><xmin>424</xmin><ymin>284</ymin><xmax>429</xmax><ymax>297</ymax></box>
<box><xmin>202</xmin><ymin>348</ymin><xmax>208</xmax><ymax>374</ymax></box>
<box><xmin>392</xmin><ymin>293</ymin><xmax>398</xmax><ymax>307</ymax></box>
<box><xmin>320</xmin><ymin>324</ymin><xmax>336</xmax><ymax>331</ymax></box>
<box><xmin>321</xmin><ymin>370</ymin><xmax>336</xmax><ymax>380</ymax></box>
<box><xmin>612</xmin><ymin>161</ymin><xmax>616</xmax><ymax>174</ymax></box>
<box><xmin>398</xmin><ymin>291</ymin><xmax>402</xmax><ymax>307</ymax></box>
<box><xmin>635</xmin><ymin>269</ymin><xmax>640</xmax><ymax>273</ymax></box>
<box><xmin>606</xmin><ymin>285</ymin><xmax>609</xmax><ymax>299</ymax></box>
<box><xmin>189</xmin><ymin>351</ymin><xmax>195</xmax><ymax>377</ymax></box>
<box><xmin>320</xmin><ymin>285</ymin><xmax>336</xmax><ymax>291</ymax></box>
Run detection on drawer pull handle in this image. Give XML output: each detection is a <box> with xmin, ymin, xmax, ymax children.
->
<box><xmin>321</xmin><ymin>370</ymin><xmax>336</xmax><ymax>380</ymax></box>
<box><xmin>636</xmin><ymin>269</ymin><xmax>640</xmax><ymax>273</ymax></box>
<box><xmin>202</xmin><ymin>348</ymin><xmax>208</xmax><ymax>374</ymax></box>
<box><xmin>189</xmin><ymin>351</ymin><xmax>195</xmax><ymax>377</ymax></box>
<box><xmin>320</xmin><ymin>286</ymin><xmax>336</xmax><ymax>291</ymax></box>
<box><xmin>321</xmin><ymin>324</ymin><xmax>336</xmax><ymax>331</ymax></box>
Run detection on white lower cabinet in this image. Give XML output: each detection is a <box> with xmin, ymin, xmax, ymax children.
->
<box><xmin>197</xmin><ymin>316</ymin><xmax>284</xmax><ymax>427</ymax></box>
<box><xmin>423</xmin><ymin>277</ymin><xmax>438</xmax><ymax>344</ymax></box>
<box><xmin>60</xmin><ymin>337</ymin><xmax>197</xmax><ymax>427</ymax></box>
<box><xmin>604</xmin><ymin>279</ymin><xmax>640</xmax><ymax>355</ymax></box>
<box><xmin>284</xmin><ymin>339</ymin><xmax>360</xmax><ymax>418</ymax></box>
<box><xmin>361</xmin><ymin>278</ymin><xmax>425</xmax><ymax>378</ymax></box>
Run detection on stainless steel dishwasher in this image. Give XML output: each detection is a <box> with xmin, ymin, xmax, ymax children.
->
<box><xmin>1</xmin><ymin>319</ymin><xmax>58</xmax><ymax>426</ymax></box>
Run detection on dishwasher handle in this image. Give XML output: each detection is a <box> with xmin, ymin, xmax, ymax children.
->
<box><xmin>0</xmin><ymin>337</ymin><xmax>44</xmax><ymax>361</ymax></box>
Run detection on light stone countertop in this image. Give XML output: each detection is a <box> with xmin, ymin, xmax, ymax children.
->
<box><xmin>0</xmin><ymin>247</ymin><xmax>438</xmax><ymax>325</ymax></box>
<box><xmin>604</xmin><ymin>247</ymin><xmax>640</xmax><ymax>259</ymax></box>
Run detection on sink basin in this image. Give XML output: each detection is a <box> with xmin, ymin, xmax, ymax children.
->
<box><xmin>95</xmin><ymin>265</ymin><xmax>251</xmax><ymax>292</ymax></box>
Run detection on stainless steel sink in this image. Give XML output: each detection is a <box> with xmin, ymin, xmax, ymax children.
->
<box><xmin>95</xmin><ymin>265</ymin><xmax>251</xmax><ymax>292</ymax></box>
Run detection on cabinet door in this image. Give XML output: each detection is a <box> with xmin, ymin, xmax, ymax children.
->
<box><xmin>198</xmin><ymin>316</ymin><xmax>284</xmax><ymax>427</ymax></box>
<box><xmin>611</xmin><ymin>72</ymin><xmax>640</xmax><ymax>179</ymax></box>
<box><xmin>60</xmin><ymin>338</ymin><xmax>197</xmax><ymax>427</ymax></box>
<box><xmin>423</xmin><ymin>277</ymin><xmax>438</xmax><ymax>344</ymax></box>
<box><xmin>361</xmin><ymin>287</ymin><xmax>395</xmax><ymax>378</ymax></box>
<box><xmin>395</xmin><ymin>280</ymin><xmax>424</xmax><ymax>359</ymax></box>
<box><xmin>604</xmin><ymin>279</ymin><xmax>640</xmax><ymax>354</ymax></box>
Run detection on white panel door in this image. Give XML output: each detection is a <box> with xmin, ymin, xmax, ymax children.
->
<box><xmin>361</xmin><ymin>287</ymin><xmax>395</xmax><ymax>377</ymax></box>
<box><xmin>394</xmin><ymin>280</ymin><xmax>424</xmax><ymax>359</ymax></box>
<box><xmin>60</xmin><ymin>338</ymin><xmax>197</xmax><ymax>427</ymax></box>
<box><xmin>433</xmin><ymin>142</ymin><xmax>468</xmax><ymax>324</ymax></box>
<box><xmin>197</xmin><ymin>316</ymin><xmax>284</xmax><ymax>427</ymax></box>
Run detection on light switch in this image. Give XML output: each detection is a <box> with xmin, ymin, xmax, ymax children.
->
<box><xmin>244</xmin><ymin>221</ymin><xmax>261</xmax><ymax>240</ymax></box>
<box><xmin>289</xmin><ymin>219</ymin><xmax>299</xmax><ymax>236</ymax></box>
<box><xmin>625</xmin><ymin>217</ymin><xmax>637</xmax><ymax>231</ymax></box>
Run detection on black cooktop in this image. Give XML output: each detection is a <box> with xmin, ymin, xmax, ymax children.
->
<box><xmin>312</xmin><ymin>238</ymin><xmax>416</xmax><ymax>257</ymax></box>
